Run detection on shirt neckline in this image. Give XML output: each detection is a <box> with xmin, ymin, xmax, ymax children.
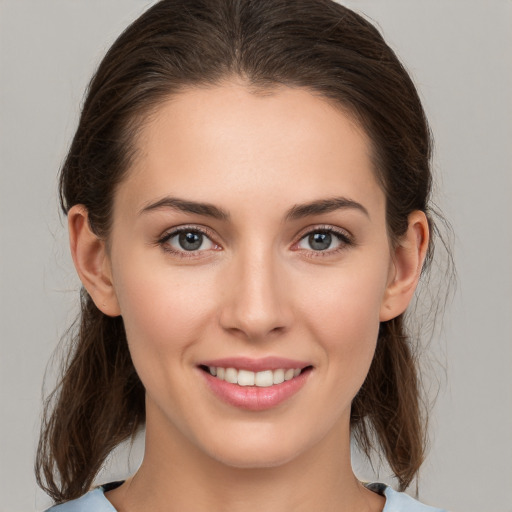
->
<box><xmin>96</xmin><ymin>481</ymin><xmax>392</xmax><ymax>510</ymax></box>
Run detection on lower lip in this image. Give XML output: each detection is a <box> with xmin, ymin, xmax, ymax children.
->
<box><xmin>200</xmin><ymin>368</ymin><xmax>311</xmax><ymax>411</ymax></box>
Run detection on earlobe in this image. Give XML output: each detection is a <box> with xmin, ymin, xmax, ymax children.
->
<box><xmin>68</xmin><ymin>205</ymin><xmax>121</xmax><ymax>317</ymax></box>
<box><xmin>379</xmin><ymin>211</ymin><xmax>429</xmax><ymax>322</ymax></box>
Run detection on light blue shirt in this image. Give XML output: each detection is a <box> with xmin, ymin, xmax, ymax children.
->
<box><xmin>46</xmin><ymin>482</ymin><xmax>447</xmax><ymax>512</ymax></box>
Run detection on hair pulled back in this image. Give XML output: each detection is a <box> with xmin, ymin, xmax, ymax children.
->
<box><xmin>37</xmin><ymin>0</ymin><xmax>435</xmax><ymax>502</ymax></box>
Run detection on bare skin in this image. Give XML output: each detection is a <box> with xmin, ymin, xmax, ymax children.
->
<box><xmin>69</xmin><ymin>80</ymin><xmax>428</xmax><ymax>512</ymax></box>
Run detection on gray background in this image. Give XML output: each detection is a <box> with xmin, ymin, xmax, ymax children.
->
<box><xmin>1</xmin><ymin>1</ymin><xmax>511</xmax><ymax>511</ymax></box>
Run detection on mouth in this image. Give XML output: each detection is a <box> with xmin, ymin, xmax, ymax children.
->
<box><xmin>197</xmin><ymin>357</ymin><xmax>313</xmax><ymax>410</ymax></box>
<box><xmin>199</xmin><ymin>365</ymin><xmax>312</xmax><ymax>388</ymax></box>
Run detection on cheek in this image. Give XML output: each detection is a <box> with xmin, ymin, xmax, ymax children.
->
<box><xmin>305</xmin><ymin>263</ymin><xmax>387</xmax><ymax>335</ymax></box>
<box><xmin>113</xmin><ymin>265</ymin><xmax>223</xmax><ymax>420</ymax></box>
<box><xmin>112</xmin><ymin>258</ymin><xmax>219</xmax><ymax>366</ymax></box>
<box><xmin>302</xmin><ymin>262</ymin><xmax>387</xmax><ymax>378</ymax></box>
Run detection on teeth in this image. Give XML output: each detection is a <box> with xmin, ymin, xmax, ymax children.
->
<box><xmin>254</xmin><ymin>370</ymin><xmax>273</xmax><ymax>387</ymax></box>
<box><xmin>273</xmin><ymin>368</ymin><xmax>285</xmax><ymax>384</ymax></box>
<box><xmin>284</xmin><ymin>369</ymin><xmax>295</xmax><ymax>381</ymax></box>
<box><xmin>207</xmin><ymin>366</ymin><xmax>304</xmax><ymax>387</ymax></box>
<box><xmin>237</xmin><ymin>369</ymin><xmax>255</xmax><ymax>387</ymax></box>
<box><xmin>225</xmin><ymin>367</ymin><xmax>238</xmax><ymax>384</ymax></box>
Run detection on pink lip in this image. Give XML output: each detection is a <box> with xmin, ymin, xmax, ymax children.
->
<box><xmin>198</xmin><ymin>363</ymin><xmax>312</xmax><ymax>412</ymax></box>
<box><xmin>198</xmin><ymin>356</ymin><xmax>310</xmax><ymax>372</ymax></box>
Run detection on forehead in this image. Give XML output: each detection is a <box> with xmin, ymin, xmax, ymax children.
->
<box><xmin>117</xmin><ymin>81</ymin><xmax>384</xmax><ymax>220</ymax></box>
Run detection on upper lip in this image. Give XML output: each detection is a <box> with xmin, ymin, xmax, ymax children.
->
<box><xmin>198</xmin><ymin>356</ymin><xmax>311</xmax><ymax>372</ymax></box>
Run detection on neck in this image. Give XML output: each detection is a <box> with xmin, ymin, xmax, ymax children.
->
<box><xmin>106</xmin><ymin>403</ymin><xmax>383</xmax><ymax>512</ymax></box>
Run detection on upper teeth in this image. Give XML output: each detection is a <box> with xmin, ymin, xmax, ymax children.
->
<box><xmin>208</xmin><ymin>367</ymin><xmax>302</xmax><ymax>387</ymax></box>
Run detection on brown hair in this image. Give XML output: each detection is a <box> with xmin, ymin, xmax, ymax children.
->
<box><xmin>37</xmin><ymin>0</ymin><xmax>442</xmax><ymax>502</ymax></box>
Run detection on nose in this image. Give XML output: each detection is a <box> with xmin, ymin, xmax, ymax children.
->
<box><xmin>218</xmin><ymin>245</ymin><xmax>292</xmax><ymax>342</ymax></box>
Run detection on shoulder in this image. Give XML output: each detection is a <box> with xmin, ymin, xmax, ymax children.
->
<box><xmin>45</xmin><ymin>486</ymin><xmax>117</xmax><ymax>512</ymax></box>
<box><xmin>367</xmin><ymin>483</ymin><xmax>448</xmax><ymax>512</ymax></box>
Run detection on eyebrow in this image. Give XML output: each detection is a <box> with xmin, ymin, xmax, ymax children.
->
<box><xmin>139</xmin><ymin>197</ymin><xmax>230</xmax><ymax>220</ymax></box>
<box><xmin>284</xmin><ymin>197</ymin><xmax>369</xmax><ymax>221</ymax></box>
<box><xmin>139</xmin><ymin>196</ymin><xmax>369</xmax><ymax>221</ymax></box>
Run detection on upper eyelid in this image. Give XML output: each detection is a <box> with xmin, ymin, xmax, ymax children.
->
<box><xmin>159</xmin><ymin>224</ymin><xmax>217</xmax><ymax>242</ymax></box>
<box><xmin>295</xmin><ymin>224</ymin><xmax>353</xmax><ymax>241</ymax></box>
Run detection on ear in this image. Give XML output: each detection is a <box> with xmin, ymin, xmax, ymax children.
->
<box><xmin>68</xmin><ymin>205</ymin><xmax>121</xmax><ymax>317</ymax></box>
<box><xmin>379</xmin><ymin>210</ymin><xmax>429</xmax><ymax>322</ymax></box>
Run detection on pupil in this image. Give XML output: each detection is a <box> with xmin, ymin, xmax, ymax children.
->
<box><xmin>179</xmin><ymin>232</ymin><xmax>202</xmax><ymax>251</ymax></box>
<box><xmin>309</xmin><ymin>232</ymin><xmax>331</xmax><ymax>251</ymax></box>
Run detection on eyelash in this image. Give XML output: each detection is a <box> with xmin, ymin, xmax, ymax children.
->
<box><xmin>156</xmin><ymin>224</ymin><xmax>354</xmax><ymax>259</ymax></box>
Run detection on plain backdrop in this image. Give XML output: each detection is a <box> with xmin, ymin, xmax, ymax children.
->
<box><xmin>1</xmin><ymin>1</ymin><xmax>511</xmax><ymax>511</ymax></box>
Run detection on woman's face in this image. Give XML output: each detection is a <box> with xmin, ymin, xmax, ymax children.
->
<box><xmin>106</xmin><ymin>82</ymin><xmax>397</xmax><ymax>468</ymax></box>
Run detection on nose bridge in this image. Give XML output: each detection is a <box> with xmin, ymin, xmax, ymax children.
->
<box><xmin>219</xmin><ymin>240</ymin><xmax>291</xmax><ymax>340</ymax></box>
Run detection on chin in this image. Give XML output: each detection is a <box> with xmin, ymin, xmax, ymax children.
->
<box><xmin>199</xmin><ymin>427</ymin><xmax>317</xmax><ymax>470</ymax></box>
<box><xmin>210</xmin><ymin>447</ymin><xmax>299</xmax><ymax>470</ymax></box>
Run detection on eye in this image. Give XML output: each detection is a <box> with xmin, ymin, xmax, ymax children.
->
<box><xmin>158</xmin><ymin>227</ymin><xmax>219</xmax><ymax>256</ymax></box>
<box><xmin>295</xmin><ymin>227</ymin><xmax>353</xmax><ymax>254</ymax></box>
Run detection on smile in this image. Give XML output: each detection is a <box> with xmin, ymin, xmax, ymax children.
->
<box><xmin>199</xmin><ymin>359</ymin><xmax>313</xmax><ymax>410</ymax></box>
<box><xmin>204</xmin><ymin>366</ymin><xmax>303</xmax><ymax>387</ymax></box>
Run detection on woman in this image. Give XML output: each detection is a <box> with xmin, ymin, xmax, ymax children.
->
<box><xmin>37</xmin><ymin>1</ymin><xmax>449</xmax><ymax>510</ymax></box>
